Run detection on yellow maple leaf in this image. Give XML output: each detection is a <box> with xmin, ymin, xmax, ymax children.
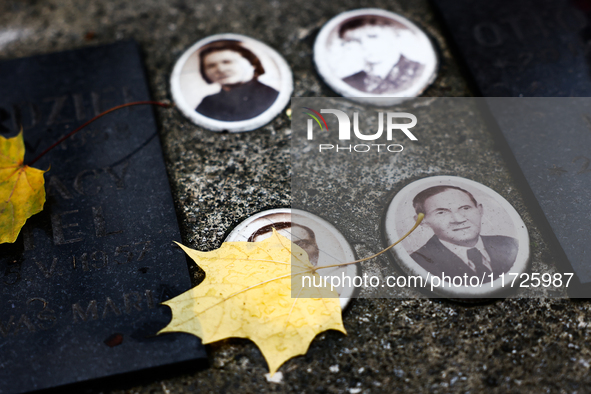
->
<box><xmin>158</xmin><ymin>230</ymin><xmax>345</xmax><ymax>375</ymax></box>
<box><xmin>0</xmin><ymin>132</ymin><xmax>46</xmax><ymax>244</ymax></box>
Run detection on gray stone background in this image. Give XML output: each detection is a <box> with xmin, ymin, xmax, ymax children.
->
<box><xmin>1</xmin><ymin>0</ymin><xmax>590</xmax><ymax>393</ymax></box>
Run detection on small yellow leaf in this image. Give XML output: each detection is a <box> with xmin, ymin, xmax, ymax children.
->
<box><xmin>159</xmin><ymin>230</ymin><xmax>346</xmax><ymax>375</ymax></box>
<box><xmin>0</xmin><ymin>132</ymin><xmax>46</xmax><ymax>244</ymax></box>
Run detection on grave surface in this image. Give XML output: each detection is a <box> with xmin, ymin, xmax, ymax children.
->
<box><xmin>0</xmin><ymin>1</ymin><xmax>589</xmax><ymax>393</ymax></box>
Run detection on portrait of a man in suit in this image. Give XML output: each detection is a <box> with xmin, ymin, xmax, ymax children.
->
<box><xmin>410</xmin><ymin>185</ymin><xmax>518</xmax><ymax>282</ymax></box>
<box><xmin>195</xmin><ymin>40</ymin><xmax>279</xmax><ymax>121</ymax></box>
<box><xmin>248</xmin><ymin>222</ymin><xmax>320</xmax><ymax>267</ymax></box>
<box><xmin>338</xmin><ymin>16</ymin><xmax>425</xmax><ymax>95</ymax></box>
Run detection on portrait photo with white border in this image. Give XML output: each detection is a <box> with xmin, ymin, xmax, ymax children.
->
<box><xmin>383</xmin><ymin>176</ymin><xmax>530</xmax><ymax>298</ymax></box>
<box><xmin>171</xmin><ymin>34</ymin><xmax>293</xmax><ymax>132</ymax></box>
<box><xmin>314</xmin><ymin>8</ymin><xmax>438</xmax><ymax>105</ymax></box>
<box><xmin>225</xmin><ymin>208</ymin><xmax>359</xmax><ymax>309</ymax></box>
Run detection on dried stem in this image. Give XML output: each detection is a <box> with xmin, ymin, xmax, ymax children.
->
<box><xmin>26</xmin><ymin>101</ymin><xmax>171</xmax><ymax>167</ymax></box>
<box><xmin>313</xmin><ymin>213</ymin><xmax>424</xmax><ymax>273</ymax></box>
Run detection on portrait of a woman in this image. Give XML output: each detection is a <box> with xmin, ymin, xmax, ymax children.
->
<box><xmin>195</xmin><ymin>40</ymin><xmax>279</xmax><ymax>121</ymax></box>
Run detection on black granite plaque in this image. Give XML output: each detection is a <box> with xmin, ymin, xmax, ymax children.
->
<box><xmin>431</xmin><ymin>0</ymin><xmax>591</xmax><ymax>97</ymax></box>
<box><xmin>0</xmin><ymin>41</ymin><xmax>206</xmax><ymax>394</ymax></box>
<box><xmin>432</xmin><ymin>0</ymin><xmax>591</xmax><ymax>295</ymax></box>
<box><xmin>484</xmin><ymin>98</ymin><xmax>591</xmax><ymax>294</ymax></box>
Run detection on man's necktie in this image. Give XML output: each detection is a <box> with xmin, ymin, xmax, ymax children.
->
<box><xmin>467</xmin><ymin>247</ymin><xmax>491</xmax><ymax>277</ymax></box>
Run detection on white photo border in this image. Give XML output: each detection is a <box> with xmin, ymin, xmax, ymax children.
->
<box><xmin>225</xmin><ymin>208</ymin><xmax>359</xmax><ymax>309</ymax></box>
<box><xmin>383</xmin><ymin>176</ymin><xmax>530</xmax><ymax>298</ymax></box>
<box><xmin>314</xmin><ymin>8</ymin><xmax>438</xmax><ymax>106</ymax></box>
<box><xmin>171</xmin><ymin>33</ymin><xmax>293</xmax><ymax>132</ymax></box>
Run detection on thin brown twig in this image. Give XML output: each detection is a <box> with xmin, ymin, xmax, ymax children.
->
<box><xmin>26</xmin><ymin>101</ymin><xmax>171</xmax><ymax>167</ymax></box>
<box><xmin>312</xmin><ymin>213</ymin><xmax>424</xmax><ymax>273</ymax></box>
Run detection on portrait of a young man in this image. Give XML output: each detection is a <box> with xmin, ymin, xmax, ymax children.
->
<box><xmin>338</xmin><ymin>16</ymin><xmax>425</xmax><ymax>94</ymax></box>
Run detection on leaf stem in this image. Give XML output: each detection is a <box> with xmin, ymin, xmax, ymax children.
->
<box><xmin>168</xmin><ymin>214</ymin><xmax>425</xmax><ymax>324</ymax></box>
<box><xmin>26</xmin><ymin>101</ymin><xmax>171</xmax><ymax>167</ymax></box>
<box><xmin>312</xmin><ymin>213</ymin><xmax>424</xmax><ymax>273</ymax></box>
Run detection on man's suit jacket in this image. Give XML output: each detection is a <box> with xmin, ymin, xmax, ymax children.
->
<box><xmin>410</xmin><ymin>235</ymin><xmax>518</xmax><ymax>282</ymax></box>
<box><xmin>342</xmin><ymin>55</ymin><xmax>425</xmax><ymax>94</ymax></box>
